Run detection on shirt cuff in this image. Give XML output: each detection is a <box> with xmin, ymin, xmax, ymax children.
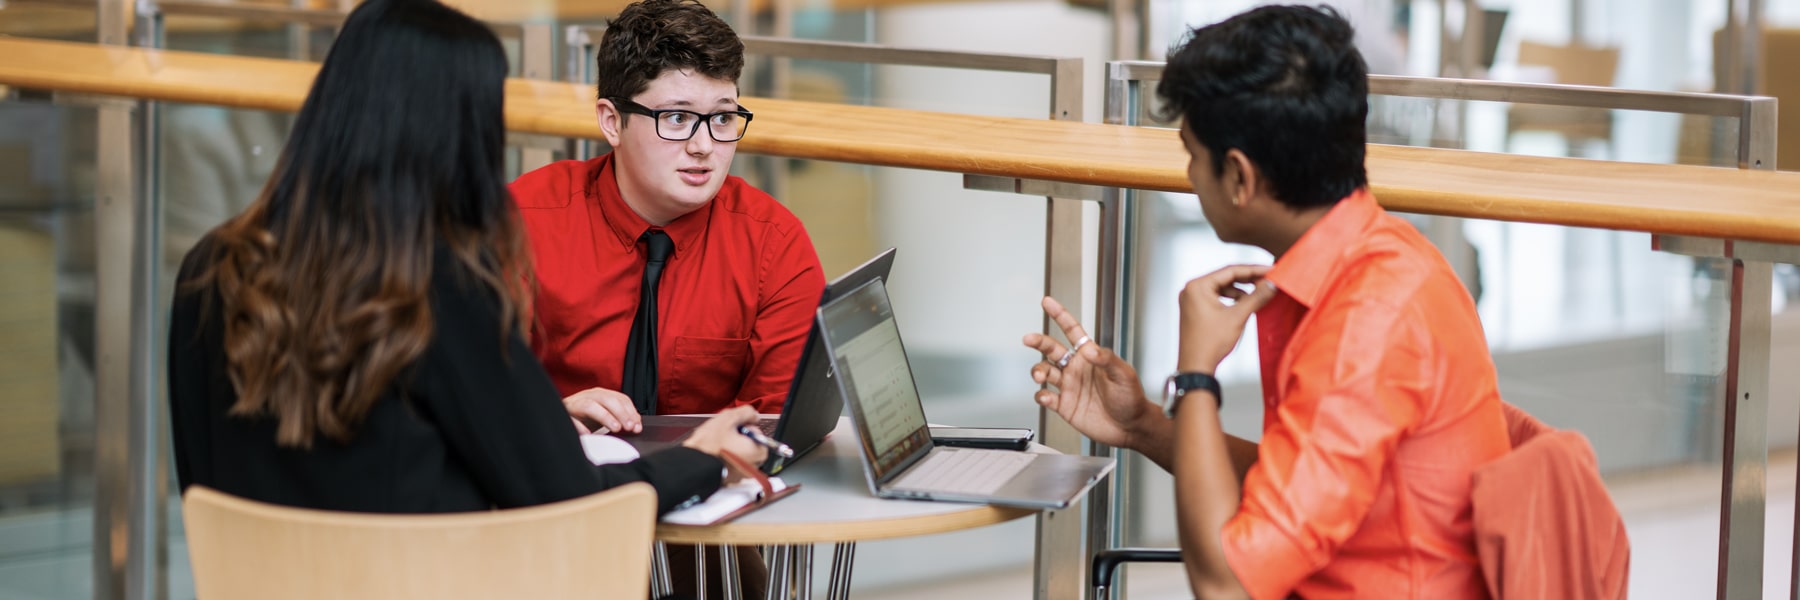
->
<box><xmin>637</xmin><ymin>446</ymin><xmax>726</xmax><ymax>514</ymax></box>
<box><xmin>1221</xmin><ymin>513</ymin><xmax>1319</xmax><ymax>600</ymax></box>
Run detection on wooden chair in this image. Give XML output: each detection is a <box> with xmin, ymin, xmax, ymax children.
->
<box><xmin>1504</xmin><ymin>40</ymin><xmax>1621</xmax><ymax>156</ymax></box>
<box><xmin>182</xmin><ymin>483</ymin><xmax>657</xmax><ymax>600</ymax></box>
<box><xmin>1681</xmin><ymin>27</ymin><xmax>1800</xmax><ymax>169</ymax></box>
<box><xmin>1751</xmin><ymin>28</ymin><xmax>1800</xmax><ymax>171</ymax></box>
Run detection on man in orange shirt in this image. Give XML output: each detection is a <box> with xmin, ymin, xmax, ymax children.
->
<box><xmin>1025</xmin><ymin>6</ymin><xmax>1509</xmax><ymax>599</ymax></box>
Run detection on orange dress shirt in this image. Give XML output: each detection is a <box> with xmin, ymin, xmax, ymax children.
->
<box><xmin>509</xmin><ymin>154</ymin><xmax>825</xmax><ymax>415</ymax></box>
<box><xmin>1222</xmin><ymin>189</ymin><xmax>1511</xmax><ymax>600</ymax></box>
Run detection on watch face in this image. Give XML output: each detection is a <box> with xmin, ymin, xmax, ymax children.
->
<box><xmin>1161</xmin><ymin>375</ymin><xmax>1181</xmax><ymax>414</ymax></box>
<box><xmin>1162</xmin><ymin>373</ymin><xmax>1218</xmax><ymax>417</ymax></box>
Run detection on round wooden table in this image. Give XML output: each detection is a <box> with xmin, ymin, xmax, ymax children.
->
<box><xmin>653</xmin><ymin>418</ymin><xmax>1037</xmax><ymax>600</ymax></box>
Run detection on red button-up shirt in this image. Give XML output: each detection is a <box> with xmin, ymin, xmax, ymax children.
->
<box><xmin>1223</xmin><ymin>189</ymin><xmax>1510</xmax><ymax>600</ymax></box>
<box><xmin>509</xmin><ymin>154</ymin><xmax>825</xmax><ymax>415</ymax></box>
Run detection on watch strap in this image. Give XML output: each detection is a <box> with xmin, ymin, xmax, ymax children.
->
<box><xmin>1164</xmin><ymin>372</ymin><xmax>1222</xmax><ymax>417</ymax></box>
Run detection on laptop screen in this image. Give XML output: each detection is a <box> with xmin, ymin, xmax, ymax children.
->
<box><xmin>818</xmin><ymin>278</ymin><xmax>931</xmax><ymax>482</ymax></box>
<box><xmin>770</xmin><ymin>247</ymin><xmax>895</xmax><ymax>437</ymax></box>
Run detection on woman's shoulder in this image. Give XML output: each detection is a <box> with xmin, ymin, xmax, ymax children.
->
<box><xmin>171</xmin><ymin>230</ymin><xmax>232</xmax><ymax>316</ymax></box>
<box><xmin>168</xmin><ymin>230</ymin><xmax>231</xmax><ymax>351</ymax></box>
<box><xmin>174</xmin><ymin>229</ymin><xmax>227</xmax><ymax>287</ymax></box>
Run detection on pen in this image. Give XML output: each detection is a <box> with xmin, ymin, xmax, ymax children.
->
<box><xmin>737</xmin><ymin>424</ymin><xmax>795</xmax><ymax>459</ymax></box>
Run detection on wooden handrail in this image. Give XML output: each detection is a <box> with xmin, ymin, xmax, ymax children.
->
<box><xmin>444</xmin><ymin>0</ymin><xmax>988</xmax><ymax>22</ymax></box>
<box><xmin>5</xmin><ymin>36</ymin><xmax>1799</xmax><ymax>244</ymax></box>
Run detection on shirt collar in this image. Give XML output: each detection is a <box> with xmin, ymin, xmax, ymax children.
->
<box><xmin>1264</xmin><ymin>187</ymin><xmax>1381</xmax><ymax>309</ymax></box>
<box><xmin>588</xmin><ymin>153</ymin><xmax>711</xmax><ymax>256</ymax></box>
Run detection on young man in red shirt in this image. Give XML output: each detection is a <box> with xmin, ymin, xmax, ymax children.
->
<box><xmin>510</xmin><ymin>0</ymin><xmax>825</xmax><ymax>435</ymax></box>
<box><xmin>1025</xmin><ymin>6</ymin><xmax>1510</xmax><ymax>599</ymax></box>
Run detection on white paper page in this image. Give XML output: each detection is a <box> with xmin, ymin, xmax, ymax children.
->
<box><xmin>661</xmin><ymin>477</ymin><xmax>790</xmax><ymax>525</ymax></box>
<box><xmin>580</xmin><ymin>434</ymin><xmax>641</xmax><ymax>466</ymax></box>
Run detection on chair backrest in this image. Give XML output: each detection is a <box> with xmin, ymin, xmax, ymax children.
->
<box><xmin>1505</xmin><ymin>40</ymin><xmax>1622</xmax><ymax>152</ymax></box>
<box><xmin>1683</xmin><ymin>27</ymin><xmax>1799</xmax><ymax>167</ymax></box>
<box><xmin>1763</xmin><ymin>29</ymin><xmax>1800</xmax><ymax>171</ymax></box>
<box><xmin>1516</xmin><ymin>40</ymin><xmax>1620</xmax><ymax>87</ymax></box>
<box><xmin>182</xmin><ymin>483</ymin><xmax>657</xmax><ymax>600</ymax></box>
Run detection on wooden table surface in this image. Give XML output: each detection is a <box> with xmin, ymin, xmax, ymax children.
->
<box><xmin>653</xmin><ymin>419</ymin><xmax>1035</xmax><ymax>545</ymax></box>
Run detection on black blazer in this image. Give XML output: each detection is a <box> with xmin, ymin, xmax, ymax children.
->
<box><xmin>168</xmin><ymin>234</ymin><xmax>721</xmax><ymax>515</ymax></box>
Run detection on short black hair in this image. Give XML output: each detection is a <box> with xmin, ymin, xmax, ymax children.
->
<box><xmin>1157</xmin><ymin>4</ymin><xmax>1369</xmax><ymax>209</ymax></box>
<box><xmin>596</xmin><ymin>0</ymin><xmax>744</xmax><ymax>102</ymax></box>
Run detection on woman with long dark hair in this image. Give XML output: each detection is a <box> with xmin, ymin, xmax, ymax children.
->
<box><xmin>167</xmin><ymin>0</ymin><xmax>761</xmax><ymax>515</ymax></box>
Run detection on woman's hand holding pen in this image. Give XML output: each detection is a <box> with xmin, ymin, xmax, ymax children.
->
<box><xmin>737</xmin><ymin>425</ymin><xmax>794</xmax><ymax>459</ymax></box>
<box><xmin>683</xmin><ymin>406</ymin><xmax>769</xmax><ymax>479</ymax></box>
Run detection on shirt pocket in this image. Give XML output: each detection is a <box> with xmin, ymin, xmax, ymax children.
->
<box><xmin>668</xmin><ymin>335</ymin><xmax>752</xmax><ymax>410</ymax></box>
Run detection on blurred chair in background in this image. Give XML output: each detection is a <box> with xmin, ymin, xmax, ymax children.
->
<box><xmin>1681</xmin><ymin>28</ymin><xmax>1799</xmax><ymax>170</ymax></box>
<box><xmin>1504</xmin><ymin>40</ymin><xmax>1621</xmax><ymax>158</ymax></box>
<box><xmin>1767</xmin><ymin>29</ymin><xmax>1800</xmax><ymax>171</ymax></box>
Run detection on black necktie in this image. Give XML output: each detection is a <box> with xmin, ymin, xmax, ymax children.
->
<box><xmin>621</xmin><ymin>230</ymin><xmax>674</xmax><ymax>414</ymax></box>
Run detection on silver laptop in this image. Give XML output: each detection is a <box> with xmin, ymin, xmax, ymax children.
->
<box><xmin>624</xmin><ymin>248</ymin><xmax>897</xmax><ymax>474</ymax></box>
<box><xmin>817</xmin><ymin>278</ymin><xmax>1114</xmax><ymax>509</ymax></box>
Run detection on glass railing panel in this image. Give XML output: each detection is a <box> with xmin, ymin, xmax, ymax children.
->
<box><xmin>153</xmin><ymin>12</ymin><xmax>531</xmax><ymax>78</ymax></box>
<box><xmin>152</xmin><ymin>7</ymin><xmax>546</xmax><ymax>182</ymax></box>
<box><xmin>0</xmin><ymin>1</ymin><xmax>96</xmax><ymax>43</ymax></box>
<box><xmin>160</xmin><ymin>14</ymin><xmax>329</xmax><ymax>61</ymax></box>
<box><xmin>0</xmin><ymin>98</ymin><xmax>99</xmax><ymax>600</ymax></box>
<box><xmin>1122</xmin><ymin>83</ymin><xmax>1747</xmax><ymax>170</ymax></box>
<box><xmin>153</xmin><ymin>100</ymin><xmax>300</xmax><ymax>598</ymax></box>
<box><xmin>1399</xmin><ymin>100</ymin><xmax>1742</xmax><ymax>167</ymax></box>
<box><xmin>738</xmin><ymin>57</ymin><xmax>1053</xmax><ymax>276</ymax></box>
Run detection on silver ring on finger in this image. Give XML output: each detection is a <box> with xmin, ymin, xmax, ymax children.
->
<box><xmin>1055</xmin><ymin>336</ymin><xmax>1092</xmax><ymax>368</ymax></box>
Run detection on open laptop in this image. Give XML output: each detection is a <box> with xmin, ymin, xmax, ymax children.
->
<box><xmin>622</xmin><ymin>248</ymin><xmax>897</xmax><ymax>473</ymax></box>
<box><xmin>818</xmin><ymin>278</ymin><xmax>1114</xmax><ymax>509</ymax></box>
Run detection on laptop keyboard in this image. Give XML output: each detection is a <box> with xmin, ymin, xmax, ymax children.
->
<box><xmin>892</xmin><ymin>448</ymin><xmax>1035</xmax><ymax>496</ymax></box>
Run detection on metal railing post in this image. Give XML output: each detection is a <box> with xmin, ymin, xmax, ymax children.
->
<box><xmin>1719</xmin><ymin>256</ymin><xmax>1771</xmax><ymax>600</ymax></box>
<box><xmin>1084</xmin><ymin>62</ymin><xmax>1145</xmax><ymax>600</ymax></box>
<box><xmin>1035</xmin><ymin>55</ymin><xmax>1089</xmax><ymax>600</ymax></box>
<box><xmin>518</xmin><ymin>23</ymin><xmax>557</xmax><ymax>175</ymax></box>
<box><xmin>94</xmin><ymin>0</ymin><xmax>142</xmax><ymax>596</ymax></box>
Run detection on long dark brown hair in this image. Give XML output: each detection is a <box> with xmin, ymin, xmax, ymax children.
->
<box><xmin>191</xmin><ymin>0</ymin><xmax>530</xmax><ymax>448</ymax></box>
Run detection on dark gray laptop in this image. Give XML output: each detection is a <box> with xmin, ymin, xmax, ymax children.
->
<box><xmin>817</xmin><ymin>278</ymin><xmax>1114</xmax><ymax>509</ymax></box>
<box><xmin>623</xmin><ymin>248</ymin><xmax>897</xmax><ymax>473</ymax></box>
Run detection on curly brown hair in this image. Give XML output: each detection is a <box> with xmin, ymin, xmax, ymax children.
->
<box><xmin>596</xmin><ymin>0</ymin><xmax>744</xmax><ymax>101</ymax></box>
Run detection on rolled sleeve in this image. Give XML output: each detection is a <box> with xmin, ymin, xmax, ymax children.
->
<box><xmin>1222</xmin><ymin>519</ymin><xmax>1317</xmax><ymax>600</ymax></box>
<box><xmin>1222</xmin><ymin>301</ymin><xmax>1427</xmax><ymax>598</ymax></box>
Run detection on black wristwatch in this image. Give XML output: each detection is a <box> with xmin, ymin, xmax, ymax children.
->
<box><xmin>1162</xmin><ymin>372</ymin><xmax>1222</xmax><ymax>417</ymax></box>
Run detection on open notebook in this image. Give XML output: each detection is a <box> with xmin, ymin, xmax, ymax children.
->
<box><xmin>581</xmin><ymin>434</ymin><xmax>799</xmax><ymax>525</ymax></box>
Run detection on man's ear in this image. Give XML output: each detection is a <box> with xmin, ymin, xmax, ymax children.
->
<box><xmin>597</xmin><ymin>98</ymin><xmax>623</xmax><ymax>146</ymax></box>
<box><xmin>1223</xmin><ymin>148</ymin><xmax>1258</xmax><ymax>208</ymax></box>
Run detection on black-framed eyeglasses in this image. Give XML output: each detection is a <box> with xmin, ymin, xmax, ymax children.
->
<box><xmin>610</xmin><ymin>97</ymin><xmax>754</xmax><ymax>143</ymax></box>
